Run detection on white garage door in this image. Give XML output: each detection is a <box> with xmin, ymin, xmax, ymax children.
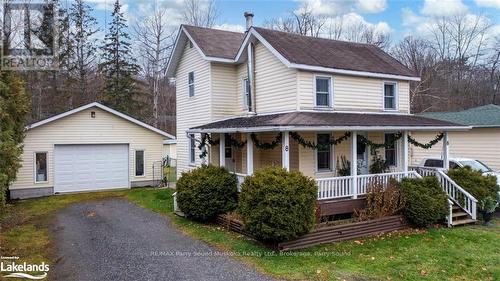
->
<box><xmin>54</xmin><ymin>144</ymin><xmax>129</xmax><ymax>193</ymax></box>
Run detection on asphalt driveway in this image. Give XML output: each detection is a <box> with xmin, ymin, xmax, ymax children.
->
<box><xmin>50</xmin><ymin>199</ymin><xmax>277</xmax><ymax>281</ymax></box>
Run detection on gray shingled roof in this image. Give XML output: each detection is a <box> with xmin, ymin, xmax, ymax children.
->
<box><xmin>190</xmin><ymin>111</ymin><xmax>464</xmax><ymax>132</ymax></box>
<box><xmin>419</xmin><ymin>104</ymin><xmax>500</xmax><ymax>128</ymax></box>
<box><xmin>254</xmin><ymin>27</ymin><xmax>416</xmax><ymax>78</ymax></box>
<box><xmin>183</xmin><ymin>25</ymin><xmax>245</xmax><ymax>59</ymax></box>
<box><xmin>181</xmin><ymin>25</ymin><xmax>416</xmax><ymax>78</ymax></box>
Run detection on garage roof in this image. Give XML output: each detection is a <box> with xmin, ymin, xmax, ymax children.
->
<box><xmin>419</xmin><ymin>104</ymin><xmax>500</xmax><ymax>128</ymax></box>
<box><xmin>26</xmin><ymin>102</ymin><xmax>176</xmax><ymax>139</ymax></box>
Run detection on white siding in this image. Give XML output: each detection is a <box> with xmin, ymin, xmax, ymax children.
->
<box><xmin>11</xmin><ymin>107</ymin><xmax>166</xmax><ymax>190</ymax></box>
<box><xmin>410</xmin><ymin>128</ymin><xmax>500</xmax><ymax>170</ymax></box>
<box><xmin>254</xmin><ymin>42</ymin><xmax>297</xmax><ymax>113</ymax></box>
<box><xmin>176</xmin><ymin>41</ymin><xmax>212</xmax><ymax>176</ymax></box>
<box><xmin>211</xmin><ymin>63</ymin><xmax>238</xmax><ymax>119</ymax></box>
<box><xmin>297</xmin><ymin>71</ymin><xmax>410</xmax><ymax>113</ymax></box>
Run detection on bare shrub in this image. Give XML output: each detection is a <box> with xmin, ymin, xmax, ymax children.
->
<box><xmin>355</xmin><ymin>180</ymin><xmax>405</xmax><ymax>221</ymax></box>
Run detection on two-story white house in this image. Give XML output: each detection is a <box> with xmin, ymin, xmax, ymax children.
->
<box><xmin>167</xmin><ymin>14</ymin><xmax>476</xmax><ymax>225</ymax></box>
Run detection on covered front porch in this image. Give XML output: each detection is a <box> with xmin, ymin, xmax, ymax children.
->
<box><xmin>204</xmin><ymin>130</ymin><xmax>441</xmax><ymax>200</ymax></box>
<box><xmin>189</xmin><ymin>111</ymin><xmax>470</xmax><ymax>201</ymax></box>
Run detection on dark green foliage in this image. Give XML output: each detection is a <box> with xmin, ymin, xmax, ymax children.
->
<box><xmin>176</xmin><ymin>165</ymin><xmax>238</xmax><ymax>221</ymax></box>
<box><xmin>100</xmin><ymin>0</ymin><xmax>142</xmax><ymax>116</ymax></box>
<box><xmin>0</xmin><ymin>72</ymin><xmax>30</xmax><ymax>207</ymax></box>
<box><xmin>369</xmin><ymin>152</ymin><xmax>389</xmax><ymax>174</ymax></box>
<box><xmin>238</xmin><ymin>167</ymin><xmax>317</xmax><ymax>243</ymax></box>
<box><xmin>397</xmin><ymin>177</ymin><xmax>448</xmax><ymax>227</ymax></box>
<box><xmin>447</xmin><ymin>166</ymin><xmax>499</xmax><ymax>202</ymax></box>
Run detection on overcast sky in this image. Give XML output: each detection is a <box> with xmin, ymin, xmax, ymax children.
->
<box><xmin>81</xmin><ymin>0</ymin><xmax>500</xmax><ymax>41</ymax></box>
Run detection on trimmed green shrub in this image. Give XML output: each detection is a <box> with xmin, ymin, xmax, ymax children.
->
<box><xmin>447</xmin><ymin>167</ymin><xmax>499</xmax><ymax>202</ymax></box>
<box><xmin>397</xmin><ymin>177</ymin><xmax>448</xmax><ymax>227</ymax></box>
<box><xmin>238</xmin><ymin>167</ymin><xmax>317</xmax><ymax>243</ymax></box>
<box><xmin>176</xmin><ymin>165</ymin><xmax>238</xmax><ymax>221</ymax></box>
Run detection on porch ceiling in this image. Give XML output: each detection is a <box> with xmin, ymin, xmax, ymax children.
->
<box><xmin>188</xmin><ymin>111</ymin><xmax>471</xmax><ymax>133</ymax></box>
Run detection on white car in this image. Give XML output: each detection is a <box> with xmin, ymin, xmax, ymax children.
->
<box><xmin>419</xmin><ymin>157</ymin><xmax>500</xmax><ymax>186</ymax></box>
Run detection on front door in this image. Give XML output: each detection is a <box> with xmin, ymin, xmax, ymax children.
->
<box><xmin>356</xmin><ymin>134</ymin><xmax>369</xmax><ymax>174</ymax></box>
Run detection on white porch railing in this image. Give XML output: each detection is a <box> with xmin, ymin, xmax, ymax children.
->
<box><xmin>408</xmin><ymin>166</ymin><xmax>439</xmax><ymax>177</ymax></box>
<box><xmin>316</xmin><ymin>171</ymin><xmax>420</xmax><ymax>200</ymax></box>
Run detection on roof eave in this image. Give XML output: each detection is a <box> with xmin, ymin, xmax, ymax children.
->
<box><xmin>188</xmin><ymin>125</ymin><xmax>471</xmax><ymax>134</ymax></box>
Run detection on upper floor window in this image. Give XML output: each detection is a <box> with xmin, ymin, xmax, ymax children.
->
<box><xmin>316</xmin><ymin>134</ymin><xmax>332</xmax><ymax>171</ymax></box>
<box><xmin>188</xmin><ymin>72</ymin><xmax>195</xmax><ymax>97</ymax></box>
<box><xmin>384</xmin><ymin>82</ymin><xmax>397</xmax><ymax>110</ymax></box>
<box><xmin>384</xmin><ymin>133</ymin><xmax>397</xmax><ymax>166</ymax></box>
<box><xmin>35</xmin><ymin>152</ymin><xmax>47</xmax><ymax>183</ymax></box>
<box><xmin>243</xmin><ymin>78</ymin><xmax>252</xmax><ymax>111</ymax></box>
<box><xmin>315</xmin><ymin>76</ymin><xmax>331</xmax><ymax>107</ymax></box>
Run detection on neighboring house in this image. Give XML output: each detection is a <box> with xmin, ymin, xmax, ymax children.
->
<box><xmin>163</xmin><ymin>139</ymin><xmax>177</xmax><ymax>159</ymax></box>
<box><xmin>411</xmin><ymin>104</ymin><xmax>500</xmax><ymax>171</ymax></box>
<box><xmin>167</xmin><ymin>14</ymin><xmax>475</xmax><ymax>225</ymax></box>
<box><xmin>9</xmin><ymin>102</ymin><xmax>175</xmax><ymax>199</ymax></box>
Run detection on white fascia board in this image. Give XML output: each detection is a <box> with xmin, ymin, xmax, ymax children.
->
<box><xmin>26</xmin><ymin>102</ymin><xmax>176</xmax><ymax>139</ymax></box>
<box><xmin>166</xmin><ymin>26</ymin><xmax>184</xmax><ymax>78</ymax></box>
<box><xmin>188</xmin><ymin>125</ymin><xmax>472</xmax><ymax>134</ymax></box>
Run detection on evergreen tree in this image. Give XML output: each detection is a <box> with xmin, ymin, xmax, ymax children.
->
<box><xmin>69</xmin><ymin>0</ymin><xmax>99</xmax><ymax>105</ymax></box>
<box><xmin>0</xmin><ymin>71</ymin><xmax>30</xmax><ymax>207</ymax></box>
<box><xmin>100</xmin><ymin>0</ymin><xmax>142</xmax><ymax>115</ymax></box>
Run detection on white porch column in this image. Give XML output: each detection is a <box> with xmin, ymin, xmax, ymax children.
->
<box><xmin>403</xmin><ymin>131</ymin><xmax>409</xmax><ymax>175</ymax></box>
<box><xmin>219</xmin><ymin>133</ymin><xmax>225</xmax><ymax>167</ymax></box>
<box><xmin>351</xmin><ymin>132</ymin><xmax>358</xmax><ymax>199</ymax></box>
<box><xmin>282</xmin><ymin>131</ymin><xmax>290</xmax><ymax>171</ymax></box>
<box><xmin>442</xmin><ymin>131</ymin><xmax>449</xmax><ymax>170</ymax></box>
<box><xmin>246</xmin><ymin>133</ymin><xmax>254</xmax><ymax>175</ymax></box>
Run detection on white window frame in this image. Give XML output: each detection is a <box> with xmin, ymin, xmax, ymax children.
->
<box><xmin>242</xmin><ymin>77</ymin><xmax>252</xmax><ymax>111</ymax></box>
<box><xmin>315</xmin><ymin>132</ymin><xmax>335</xmax><ymax>173</ymax></box>
<box><xmin>189</xmin><ymin>134</ymin><xmax>196</xmax><ymax>166</ymax></box>
<box><xmin>34</xmin><ymin>151</ymin><xmax>48</xmax><ymax>184</ymax></box>
<box><xmin>384</xmin><ymin>133</ymin><xmax>398</xmax><ymax>167</ymax></box>
<box><xmin>134</xmin><ymin>149</ymin><xmax>146</xmax><ymax>177</ymax></box>
<box><xmin>313</xmin><ymin>75</ymin><xmax>333</xmax><ymax>108</ymax></box>
<box><xmin>188</xmin><ymin>72</ymin><xmax>195</xmax><ymax>97</ymax></box>
<box><xmin>383</xmin><ymin>81</ymin><xmax>398</xmax><ymax>111</ymax></box>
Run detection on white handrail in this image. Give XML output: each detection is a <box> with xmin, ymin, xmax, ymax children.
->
<box><xmin>231</xmin><ymin>172</ymin><xmax>247</xmax><ymax>192</ymax></box>
<box><xmin>436</xmin><ymin>170</ymin><xmax>477</xmax><ymax>220</ymax></box>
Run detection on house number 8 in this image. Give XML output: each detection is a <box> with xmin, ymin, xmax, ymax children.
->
<box><xmin>285</xmin><ymin>146</ymin><xmax>289</xmax><ymax>152</ymax></box>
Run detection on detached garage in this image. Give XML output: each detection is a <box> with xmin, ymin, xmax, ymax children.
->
<box><xmin>9</xmin><ymin>102</ymin><xmax>175</xmax><ymax>199</ymax></box>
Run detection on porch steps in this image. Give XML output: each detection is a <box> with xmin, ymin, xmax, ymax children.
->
<box><xmin>450</xmin><ymin>206</ymin><xmax>476</xmax><ymax>226</ymax></box>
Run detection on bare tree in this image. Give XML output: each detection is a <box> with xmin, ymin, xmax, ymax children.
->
<box><xmin>134</xmin><ymin>7</ymin><xmax>176</xmax><ymax>129</ymax></box>
<box><xmin>263</xmin><ymin>3</ymin><xmax>325</xmax><ymax>37</ymax></box>
<box><xmin>182</xmin><ymin>0</ymin><xmax>218</xmax><ymax>27</ymax></box>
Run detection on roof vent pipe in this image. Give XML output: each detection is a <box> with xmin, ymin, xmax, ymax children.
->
<box><xmin>244</xmin><ymin>11</ymin><xmax>254</xmax><ymax>30</ymax></box>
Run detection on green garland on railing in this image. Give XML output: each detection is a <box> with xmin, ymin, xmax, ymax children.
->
<box><xmin>408</xmin><ymin>132</ymin><xmax>444</xmax><ymax>149</ymax></box>
<box><xmin>289</xmin><ymin>131</ymin><xmax>351</xmax><ymax>150</ymax></box>
<box><xmin>251</xmin><ymin>132</ymin><xmax>282</xmax><ymax>150</ymax></box>
<box><xmin>357</xmin><ymin>132</ymin><xmax>403</xmax><ymax>149</ymax></box>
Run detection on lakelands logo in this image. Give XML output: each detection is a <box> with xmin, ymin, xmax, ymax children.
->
<box><xmin>0</xmin><ymin>0</ymin><xmax>59</xmax><ymax>70</ymax></box>
<box><xmin>1</xmin><ymin>257</ymin><xmax>49</xmax><ymax>280</ymax></box>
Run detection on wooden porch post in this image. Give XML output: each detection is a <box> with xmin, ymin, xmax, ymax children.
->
<box><xmin>282</xmin><ymin>131</ymin><xmax>290</xmax><ymax>171</ymax></box>
<box><xmin>403</xmin><ymin>131</ymin><xmax>409</xmax><ymax>175</ymax></box>
<box><xmin>219</xmin><ymin>133</ymin><xmax>225</xmax><ymax>167</ymax></box>
<box><xmin>442</xmin><ymin>131</ymin><xmax>449</xmax><ymax>170</ymax></box>
<box><xmin>351</xmin><ymin>131</ymin><xmax>358</xmax><ymax>199</ymax></box>
<box><xmin>246</xmin><ymin>133</ymin><xmax>254</xmax><ymax>175</ymax></box>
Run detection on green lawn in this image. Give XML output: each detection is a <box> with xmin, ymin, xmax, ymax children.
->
<box><xmin>1</xmin><ymin>188</ymin><xmax>499</xmax><ymax>281</ymax></box>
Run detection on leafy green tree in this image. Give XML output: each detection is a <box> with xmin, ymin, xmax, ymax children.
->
<box><xmin>100</xmin><ymin>0</ymin><xmax>142</xmax><ymax>115</ymax></box>
<box><xmin>0</xmin><ymin>71</ymin><xmax>30</xmax><ymax>207</ymax></box>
